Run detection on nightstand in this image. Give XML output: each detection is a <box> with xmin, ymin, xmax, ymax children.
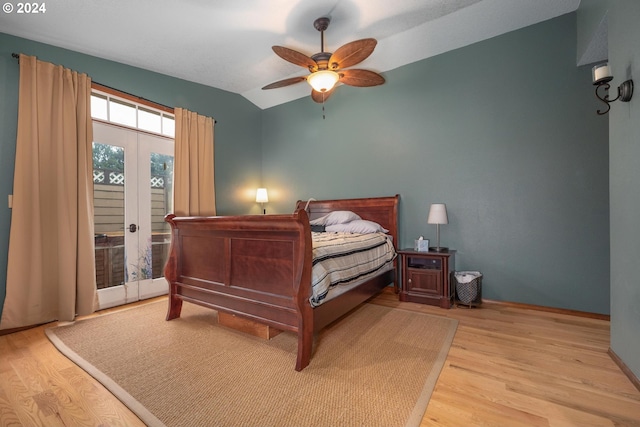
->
<box><xmin>398</xmin><ymin>249</ymin><xmax>456</xmax><ymax>308</ymax></box>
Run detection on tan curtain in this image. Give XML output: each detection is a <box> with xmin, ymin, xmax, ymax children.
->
<box><xmin>0</xmin><ymin>55</ymin><xmax>96</xmax><ymax>330</ymax></box>
<box><xmin>174</xmin><ymin>108</ymin><xmax>216</xmax><ymax>216</ymax></box>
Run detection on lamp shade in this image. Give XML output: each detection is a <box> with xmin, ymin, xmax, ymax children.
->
<box><xmin>427</xmin><ymin>203</ymin><xmax>448</xmax><ymax>225</ymax></box>
<box><xmin>256</xmin><ymin>188</ymin><xmax>269</xmax><ymax>203</ymax></box>
<box><xmin>592</xmin><ymin>63</ymin><xmax>613</xmax><ymax>85</ymax></box>
<box><xmin>307</xmin><ymin>70</ymin><xmax>339</xmax><ymax>92</ymax></box>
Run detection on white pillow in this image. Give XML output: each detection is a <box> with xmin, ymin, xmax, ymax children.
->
<box><xmin>309</xmin><ymin>210</ymin><xmax>361</xmax><ymax>226</ymax></box>
<box><xmin>326</xmin><ymin>219</ymin><xmax>388</xmax><ymax>234</ymax></box>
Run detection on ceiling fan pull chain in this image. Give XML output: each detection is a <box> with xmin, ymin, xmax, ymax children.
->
<box><xmin>322</xmin><ymin>92</ymin><xmax>326</xmax><ymax>119</ymax></box>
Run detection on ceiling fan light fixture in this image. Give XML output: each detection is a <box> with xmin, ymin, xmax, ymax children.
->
<box><xmin>307</xmin><ymin>70</ymin><xmax>339</xmax><ymax>92</ymax></box>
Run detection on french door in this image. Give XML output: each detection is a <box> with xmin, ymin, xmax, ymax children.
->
<box><xmin>93</xmin><ymin>121</ymin><xmax>174</xmax><ymax>309</ymax></box>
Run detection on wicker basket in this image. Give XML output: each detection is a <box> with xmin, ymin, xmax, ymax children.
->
<box><xmin>454</xmin><ymin>271</ymin><xmax>482</xmax><ymax>307</ymax></box>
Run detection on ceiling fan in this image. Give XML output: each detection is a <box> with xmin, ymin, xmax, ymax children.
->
<box><xmin>262</xmin><ymin>17</ymin><xmax>385</xmax><ymax>103</ymax></box>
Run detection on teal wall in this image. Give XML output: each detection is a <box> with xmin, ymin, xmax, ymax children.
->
<box><xmin>261</xmin><ymin>13</ymin><xmax>610</xmax><ymax>314</ymax></box>
<box><xmin>0</xmin><ymin>33</ymin><xmax>263</xmax><ymax>320</ymax></box>
<box><xmin>609</xmin><ymin>0</ymin><xmax>640</xmax><ymax>381</ymax></box>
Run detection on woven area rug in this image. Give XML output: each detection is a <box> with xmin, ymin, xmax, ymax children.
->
<box><xmin>46</xmin><ymin>300</ymin><xmax>458</xmax><ymax>427</ymax></box>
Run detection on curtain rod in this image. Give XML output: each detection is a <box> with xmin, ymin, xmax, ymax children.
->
<box><xmin>11</xmin><ymin>52</ymin><xmax>217</xmax><ymax>123</ymax></box>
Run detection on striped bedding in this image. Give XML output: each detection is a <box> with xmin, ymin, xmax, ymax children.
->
<box><xmin>310</xmin><ymin>232</ymin><xmax>396</xmax><ymax>307</ymax></box>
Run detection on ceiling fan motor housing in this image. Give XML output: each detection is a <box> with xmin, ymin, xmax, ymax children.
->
<box><xmin>311</xmin><ymin>52</ymin><xmax>332</xmax><ymax>71</ymax></box>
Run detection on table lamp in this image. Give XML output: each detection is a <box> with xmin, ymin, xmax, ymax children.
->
<box><xmin>427</xmin><ymin>203</ymin><xmax>448</xmax><ymax>252</ymax></box>
<box><xmin>256</xmin><ymin>188</ymin><xmax>268</xmax><ymax>214</ymax></box>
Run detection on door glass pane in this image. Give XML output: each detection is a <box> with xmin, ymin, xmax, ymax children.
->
<box><xmin>109</xmin><ymin>99</ymin><xmax>137</xmax><ymax>127</ymax></box>
<box><xmin>93</xmin><ymin>143</ymin><xmax>125</xmax><ymax>289</ymax></box>
<box><xmin>138</xmin><ymin>107</ymin><xmax>162</xmax><ymax>133</ymax></box>
<box><xmin>162</xmin><ymin>115</ymin><xmax>175</xmax><ymax>137</ymax></box>
<box><xmin>150</xmin><ymin>152</ymin><xmax>174</xmax><ymax>279</ymax></box>
<box><xmin>91</xmin><ymin>94</ymin><xmax>108</xmax><ymax>120</ymax></box>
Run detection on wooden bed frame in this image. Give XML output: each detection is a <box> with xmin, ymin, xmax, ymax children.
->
<box><xmin>163</xmin><ymin>195</ymin><xmax>399</xmax><ymax>371</ymax></box>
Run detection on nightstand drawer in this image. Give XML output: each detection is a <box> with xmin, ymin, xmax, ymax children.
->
<box><xmin>407</xmin><ymin>256</ymin><xmax>441</xmax><ymax>270</ymax></box>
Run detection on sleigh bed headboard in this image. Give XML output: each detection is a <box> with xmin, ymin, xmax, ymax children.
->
<box><xmin>294</xmin><ymin>195</ymin><xmax>400</xmax><ymax>249</ymax></box>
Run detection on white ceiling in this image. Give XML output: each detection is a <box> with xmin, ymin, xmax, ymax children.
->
<box><xmin>1</xmin><ymin>0</ymin><xmax>581</xmax><ymax>109</ymax></box>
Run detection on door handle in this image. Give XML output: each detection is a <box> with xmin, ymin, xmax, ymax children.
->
<box><xmin>129</xmin><ymin>224</ymin><xmax>138</xmax><ymax>233</ymax></box>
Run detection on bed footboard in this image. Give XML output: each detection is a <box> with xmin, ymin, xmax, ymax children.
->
<box><xmin>164</xmin><ymin>210</ymin><xmax>314</xmax><ymax>370</ymax></box>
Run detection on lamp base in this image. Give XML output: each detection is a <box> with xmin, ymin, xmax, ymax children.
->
<box><xmin>429</xmin><ymin>247</ymin><xmax>449</xmax><ymax>253</ymax></box>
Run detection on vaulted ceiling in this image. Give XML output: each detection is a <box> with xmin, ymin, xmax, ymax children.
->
<box><xmin>0</xmin><ymin>0</ymin><xmax>581</xmax><ymax>109</ymax></box>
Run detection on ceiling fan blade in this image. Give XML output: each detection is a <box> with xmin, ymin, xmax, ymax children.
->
<box><xmin>262</xmin><ymin>76</ymin><xmax>307</xmax><ymax>90</ymax></box>
<box><xmin>272</xmin><ymin>46</ymin><xmax>318</xmax><ymax>71</ymax></box>
<box><xmin>311</xmin><ymin>87</ymin><xmax>335</xmax><ymax>103</ymax></box>
<box><xmin>328</xmin><ymin>38</ymin><xmax>377</xmax><ymax>70</ymax></box>
<box><xmin>338</xmin><ymin>69</ymin><xmax>385</xmax><ymax>87</ymax></box>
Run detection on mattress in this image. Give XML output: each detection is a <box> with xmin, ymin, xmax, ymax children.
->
<box><xmin>310</xmin><ymin>232</ymin><xmax>396</xmax><ymax>307</ymax></box>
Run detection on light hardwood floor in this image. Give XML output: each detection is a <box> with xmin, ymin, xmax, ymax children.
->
<box><xmin>1</xmin><ymin>288</ymin><xmax>639</xmax><ymax>427</ymax></box>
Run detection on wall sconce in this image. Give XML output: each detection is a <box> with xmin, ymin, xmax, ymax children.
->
<box><xmin>592</xmin><ymin>63</ymin><xmax>634</xmax><ymax>115</ymax></box>
<box><xmin>427</xmin><ymin>203</ymin><xmax>449</xmax><ymax>253</ymax></box>
<box><xmin>256</xmin><ymin>188</ymin><xmax>268</xmax><ymax>214</ymax></box>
